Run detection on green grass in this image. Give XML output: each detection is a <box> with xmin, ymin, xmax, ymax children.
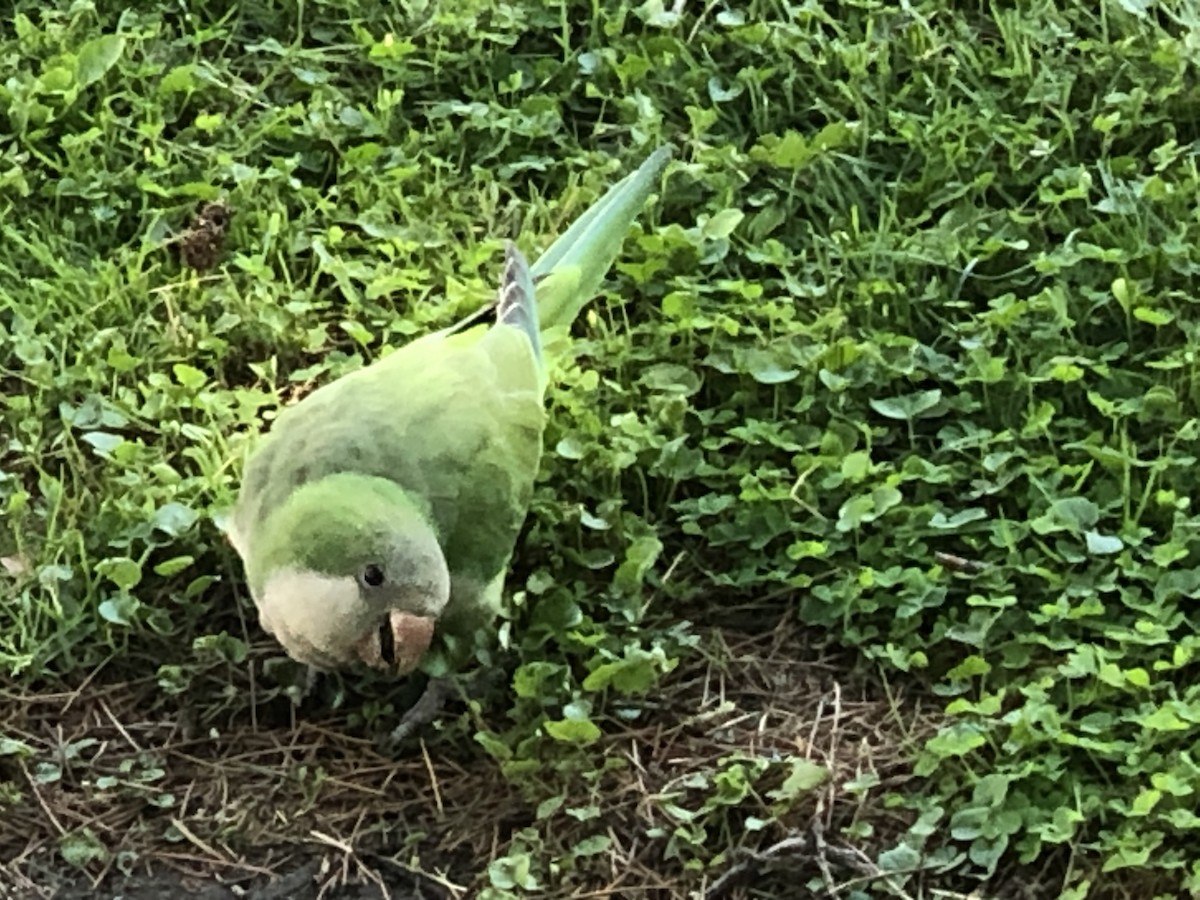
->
<box><xmin>5</xmin><ymin>1</ymin><xmax>1200</xmax><ymax>897</ymax></box>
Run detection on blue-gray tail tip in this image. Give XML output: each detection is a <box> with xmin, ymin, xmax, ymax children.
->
<box><xmin>496</xmin><ymin>241</ymin><xmax>542</xmax><ymax>361</ymax></box>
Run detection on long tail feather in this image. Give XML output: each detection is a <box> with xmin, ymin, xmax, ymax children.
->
<box><xmin>530</xmin><ymin>145</ymin><xmax>673</xmax><ymax>333</ymax></box>
<box><xmin>496</xmin><ymin>241</ymin><xmax>541</xmax><ymax>362</ymax></box>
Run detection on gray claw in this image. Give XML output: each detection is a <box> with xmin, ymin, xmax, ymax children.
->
<box><xmin>386</xmin><ymin>676</ymin><xmax>458</xmax><ymax>746</ymax></box>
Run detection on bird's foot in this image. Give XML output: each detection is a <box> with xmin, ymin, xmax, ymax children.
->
<box><xmin>386</xmin><ymin>676</ymin><xmax>458</xmax><ymax>746</ymax></box>
<box><xmin>383</xmin><ymin>668</ymin><xmax>506</xmax><ymax>749</ymax></box>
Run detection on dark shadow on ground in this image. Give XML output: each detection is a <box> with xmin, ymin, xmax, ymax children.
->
<box><xmin>17</xmin><ymin>854</ymin><xmax>446</xmax><ymax>900</ymax></box>
<box><xmin>5</xmin><ymin>619</ymin><xmax>1038</xmax><ymax>900</ymax></box>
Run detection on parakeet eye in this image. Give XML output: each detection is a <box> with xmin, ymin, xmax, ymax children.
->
<box><xmin>361</xmin><ymin>564</ymin><xmax>385</xmax><ymax>588</ymax></box>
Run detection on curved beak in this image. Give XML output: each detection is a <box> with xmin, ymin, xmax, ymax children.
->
<box><xmin>357</xmin><ymin>611</ymin><xmax>436</xmax><ymax>674</ymax></box>
<box><xmin>388</xmin><ymin>610</ymin><xmax>436</xmax><ymax>673</ymax></box>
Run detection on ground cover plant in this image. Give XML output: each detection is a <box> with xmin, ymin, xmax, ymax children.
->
<box><xmin>3</xmin><ymin>1</ymin><xmax>1200</xmax><ymax>897</ymax></box>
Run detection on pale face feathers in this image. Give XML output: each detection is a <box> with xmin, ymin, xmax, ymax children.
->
<box><xmin>257</xmin><ymin>568</ymin><xmax>363</xmax><ymax>669</ymax></box>
<box><xmin>234</xmin><ymin>474</ymin><xmax>453</xmax><ymax>673</ymax></box>
<box><xmin>257</xmin><ymin>567</ymin><xmax>443</xmax><ymax>672</ymax></box>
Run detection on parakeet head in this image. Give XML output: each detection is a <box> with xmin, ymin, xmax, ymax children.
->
<box><xmin>244</xmin><ymin>474</ymin><xmax>450</xmax><ymax>673</ymax></box>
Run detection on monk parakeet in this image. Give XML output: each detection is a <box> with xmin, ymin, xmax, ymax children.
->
<box><xmin>228</xmin><ymin>145</ymin><xmax>672</xmax><ymax>740</ymax></box>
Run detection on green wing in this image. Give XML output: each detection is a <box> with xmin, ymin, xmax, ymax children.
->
<box><xmin>235</xmin><ymin>144</ymin><xmax>672</xmax><ymax>626</ymax></box>
<box><xmin>235</xmin><ymin>323</ymin><xmax>544</xmax><ymax>599</ymax></box>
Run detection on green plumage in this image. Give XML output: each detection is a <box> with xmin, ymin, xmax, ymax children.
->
<box><xmin>230</xmin><ymin>145</ymin><xmax>672</xmax><ymax>680</ymax></box>
<box><xmin>235</xmin><ymin>322</ymin><xmax>543</xmax><ymax>606</ymax></box>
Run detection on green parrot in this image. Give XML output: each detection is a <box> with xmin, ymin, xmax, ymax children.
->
<box><xmin>228</xmin><ymin>145</ymin><xmax>673</xmax><ymax>740</ymax></box>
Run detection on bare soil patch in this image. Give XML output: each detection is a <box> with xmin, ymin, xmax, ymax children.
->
<box><xmin>3</xmin><ymin>621</ymin><xmax>940</xmax><ymax>899</ymax></box>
